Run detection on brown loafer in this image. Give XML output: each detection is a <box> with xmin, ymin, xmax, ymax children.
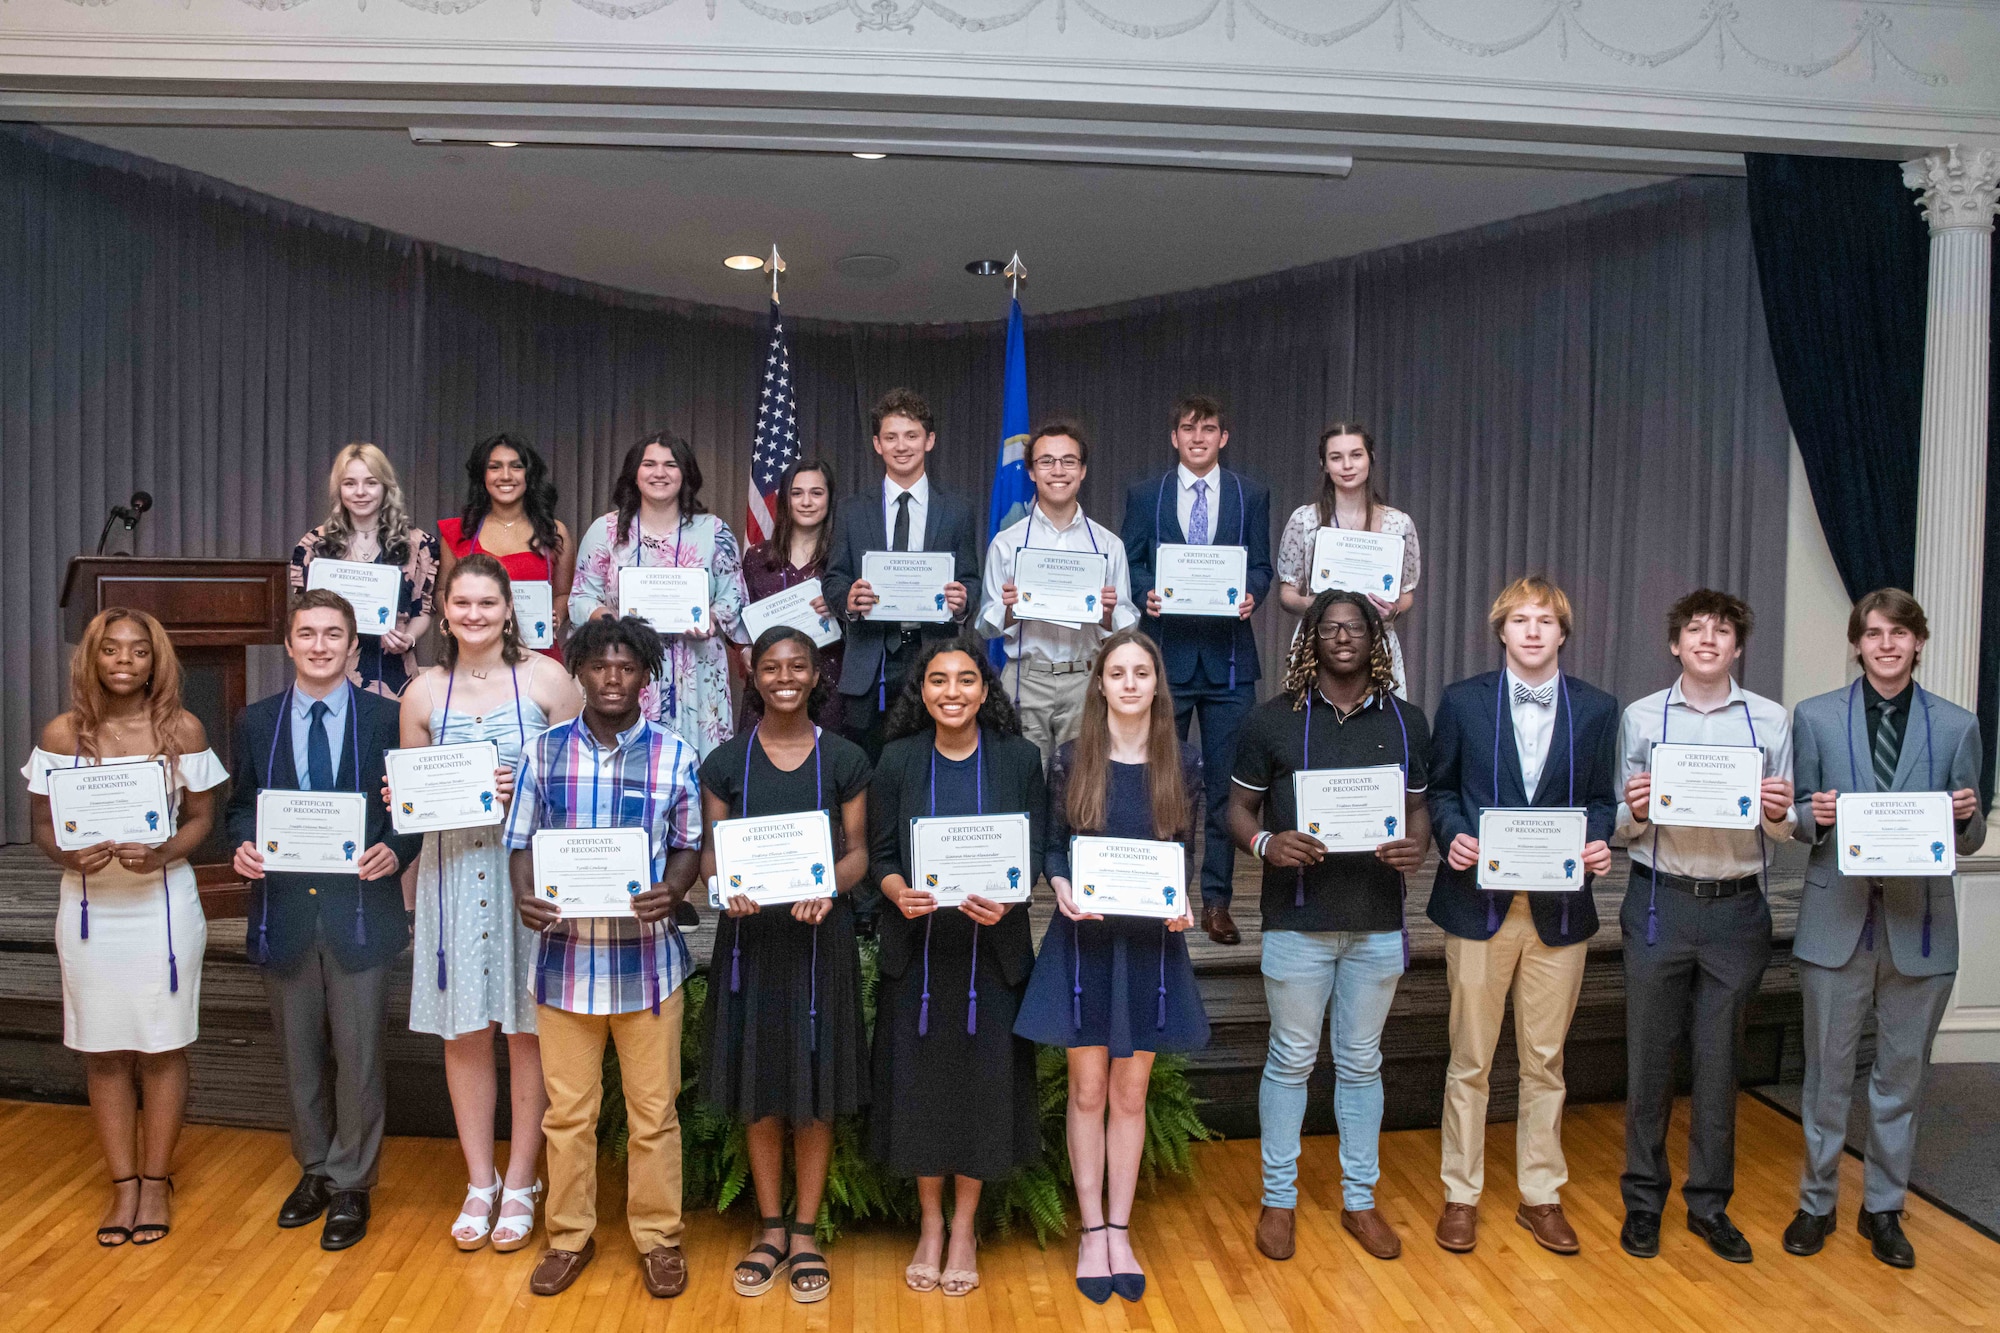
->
<box><xmin>1342</xmin><ymin>1207</ymin><xmax>1402</xmax><ymax>1260</ymax></box>
<box><xmin>1516</xmin><ymin>1202</ymin><xmax>1580</xmax><ymax>1255</ymax></box>
<box><xmin>529</xmin><ymin>1238</ymin><xmax>595</xmax><ymax>1297</ymax></box>
<box><xmin>1435</xmin><ymin>1202</ymin><xmax>1477</xmax><ymax>1253</ymax></box>
<box><xmin>640</xmin><ymin>1244</ymin><xmax>689</xmax><ymax>1298</ymax></box>
<box><xmin>1202</xmin><ymin>904</ymin><xmax>1242</xmax><ymax>946</ymax></box>
<box><xmin>1255</xmin><ymin>1205</ymin><xmax>1295</xmax><ymax>1261</ymax></box>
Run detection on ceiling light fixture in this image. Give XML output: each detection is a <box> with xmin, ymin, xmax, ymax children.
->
<box><xmin>723</xmin><ymin>254</ymin><xmax>765</xmax><ymax>271</ymax></box>
<box><xmin>965</xmin><ymin>259</ymin><xmax>1005</xmax><ymax>276</ymax></box>
<box><xmin>486</xmin><ymin>141</ymin><xmax>519</xmax><ymax>148</ymax></box>
<box><xmin>852</xmin><ymin>152</ymin><xmax>887</xmax><ymax>160</ymax></box>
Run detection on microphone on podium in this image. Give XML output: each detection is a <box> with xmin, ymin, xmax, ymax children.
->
<box><xmin>95</xmin><ymin>490</ymin><xmax>154</xmax><ymax>556</ymax></box>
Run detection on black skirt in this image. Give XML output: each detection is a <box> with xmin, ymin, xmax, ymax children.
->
<box><xmin>703</xmin><ymin>896</ymin><xmax>868</xmax><ymax>1125</ymax></box>
<box><xmin>868</xmin><ymin>908</ymin><xmax>1041</xmax><ymax>1181</ymax></box>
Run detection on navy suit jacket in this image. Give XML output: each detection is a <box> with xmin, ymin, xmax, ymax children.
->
<box><xmin>225</xmin><ymin>686</ymin><xmax>418</xmax><ymax>973</ymax></box>
<box><xmin>1426</xmin><ymin>669</ymin><xmax>1620</xmax><ymax>946</ymax></box>
<box><xmin>822</xmin><ymin>481</ymin><xmax>983</xmax><ymax>698</ymax></box>
<box><xmin>1121</xmin><ymin>467</ymin><xmax>1272</xmax><ymax>689</ymax></box>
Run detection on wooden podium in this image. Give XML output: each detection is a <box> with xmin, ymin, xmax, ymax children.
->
<box><xmin>61</xmin><ymin>556</ymin><xmax>291</xmax><ymax>914</ymax></box>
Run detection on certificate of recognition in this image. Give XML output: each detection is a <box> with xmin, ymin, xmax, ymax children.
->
<box><xmin>385</xmin><ymin>741</ymin><xmax>502</xmax><ymax>835</ymax></box>
<box><xmin>1309</xmin><ymin>527</ymin><xmax>1406</xmax><ymax>600</ymax></box>
<box><xmin>1837</xmin><ymin>792</ymin><xmax>1957</xmax><ymax>877</ymax></box>
<box><xmin>531</xmin><ymin>827</ymin><xmax>652</xmax><ymax>918</ymax></box>
<box><xmin>1648</xmin><ymin>743</ymin><xmax>1764</xmax><ymax>830</ymax></box>
<box><xmin>257</xmin><ymin>790</ymin><xmax>368</xmax><ymax>874</ymax></box>
<box><xmin>306</xmin><ymin>558</ymin><xmax>401</xmax><ymax>636</ymax></box>
<box><xmin>1155</xmin><ymin>544</ymin><xmax>1248</xmax><ymax>618</ymax></box>
<box><xmin>47</xmin><ymin>759</ymin><xmax>173</xmax><ymax>850</ymax></box>
<box><xmin>860</xmin><ymin>551</ymin><xmax>955</xmax><ymax>623</ymax></box>
<box><xmin>1069</xmin><ymin>836</ymin><xmax>1187</xmax><ymax>919</ymax></box>
<box><xmin>619</xmin><ymin>567</ymin><xmax>711</xmax><ymax>635</ymax></box>
<box><xmin>712</xmin><ymin>810</ymin><xmax>837</xmax><ymax>905</ymax></box>
<box><xmin>1293</xmin><ymin>765</ymin><xmax>1406</xmax><ymax>851</ymax></box>
<box><xmin>512</xmin><ymin>581</ymin><xmax>556</xmax><ymax>650</ymax></box>
<box><xmin>1476</xmin><ymin>808</ymin><xmax>1590</xmax><ymax>892</ymax></box>
<box><xmin>1013</xmin><ymin>549</ymin><xmax>1108</xmax><ymax>627</ymax></box>
<box><xmin>742</xmin><ymin>578</ymin><xmax>842</xmax><ymax>649</ymax></box>
<box><xmin>912</xmin><ymin>813</ymin><xmax>1033</xmax><ymax>905</ymax></box>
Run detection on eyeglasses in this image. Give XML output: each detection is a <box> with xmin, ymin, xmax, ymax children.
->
<box><xmin>1031</xmin><ymin>455</ymin><xmax>1084</xmax><ymax>473</ymax></box>
<box><xmin>1316</xmin><ymin>620</ymin><xmax>1369</xmax><ymax>641</ymax></box>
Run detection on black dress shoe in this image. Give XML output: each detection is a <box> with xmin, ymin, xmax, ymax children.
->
<box><xmin>320</xmin><ymin>1190</ymin><xmax>371</xmax><ymax>1251</ymax></box>
<box><xmin>1688</xmin><ymin>1212</ymin><xmax>1754</xmax><ymax>1264</ymax></box>
<box><xmin>1620</xmin><ymin>1210</ymin><xmax>1661</xmax><ymax>1259</ymax></box>
<box><xmin>1783</xmin><ymin>1209</ymin><xmax>1835</xmax><ymax>1256</ymax></box>
<box><xmin>278</xmin><ymin>1173</ymin><xmax>333</xmax><ymax>1228</ymax></box>
<box><xmin>1858</xmin><ymin>1209</ymin><xmax>1916</xmax><ymax>1268</ymax></box>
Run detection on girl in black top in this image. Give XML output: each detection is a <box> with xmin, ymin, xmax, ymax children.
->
<box><xmin>868</xmin><ymin>637</ymin><xmax>1046</xmax><ymax>1297</ymax></box>
<box><xmin>700</xmin><ymin>627</ymin><xmax>871</xmax><ymax>1305</ymax></box>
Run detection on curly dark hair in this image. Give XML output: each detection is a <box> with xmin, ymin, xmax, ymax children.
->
<box><xmin>882</xmin><ymin>635</ymin><xmax>1022</xmax><ymax>742</ymax></box>
<box><xmin>459</xmin><ymin>433</ymin><xmax>563</xmax><ymax>560</ymax></box>
<box><xmin>744</xmin><ymin>625</ymin><xmax>835</xmax><ymax>722</ymax></box>
<box><xmin>1283</xmin><ymin>588</ymin><xmax>1397</xmax><ymax>707</ymax></box>
<box><xmin>563</xmin><ymin>614</ymin><xmax>665</xmax><ymax>681</ymax></box>
<box><xmin>612</xmin><ymin>432</ymin><xmax>707</xmax><ymax>546</ymax></box>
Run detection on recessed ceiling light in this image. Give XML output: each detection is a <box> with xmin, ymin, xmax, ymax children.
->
<box><xmin>723</xmin><ymin>254</ymin><xmax>765</xmax><ymax>271</ymax></box>
<box><xmin>486</xmin><ymin>141</ymin><xmax>519</xmax><ymax>148</ymax></box>
<box><xmin>852</xmin><ymin>152</ymin><xmax>887</xmax><ymax>160</ymax></box>
<box><xmin>965</xmin><ymin>259</ymin><xmax>1005</xmax><ymax>276</ymax></box>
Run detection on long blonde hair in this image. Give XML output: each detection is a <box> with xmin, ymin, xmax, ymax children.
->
<box><xmin>323</xmin><ymin>442</ymin><xmax>414</xmax><ymax>563</ymax></box>
<box><xmin>1066</xmin><ymin>629</ymin><xmax>1190</xmax><ymax>840</ymax></box>
<box><xmin>69</xmin><ymin>608</ymin><xmax>186</xmax><ymax>773</ymax></box>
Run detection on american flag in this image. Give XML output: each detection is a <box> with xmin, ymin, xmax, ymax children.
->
<box><xmin>745</xmin><ymin>296</ymin><xmax>800</xmax><ymax>549</ymax></box>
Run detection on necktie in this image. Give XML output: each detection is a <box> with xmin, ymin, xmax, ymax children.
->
<box><xmin>892</xmin><ymin>491</ymin><xmax>912</xmax><ymax>552</ymax></box>
<box><xmin>307</xmin><ymin>699</ymin><xmax>335</xmax><ymax>792</ymax></box>
<box><xmin>1872</xmin><ymin>699</ymin><xmax>1902</xmax><ymax>791</ymax></box>
<box><xmin>1187</xmin><ymin>478</ymin><xmax>1210</xmax><ymax>545</ymax></box>
<box><xmin>1513</xmin><ymin>681</ymin><xmax>1556</xmax><ymax>708</ymax></box>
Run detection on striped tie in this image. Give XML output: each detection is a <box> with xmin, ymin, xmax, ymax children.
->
<box><xmin>1872</xmin><ymin>699</ymin><xmax>1901</xmax><ymax>791</ymax></box>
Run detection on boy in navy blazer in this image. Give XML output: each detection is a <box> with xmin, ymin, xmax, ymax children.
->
<box><xmin>1425</xmin><ymin>577</ymin><xmax>1618</xmax><ymax>1256</ymax></box>
<box><xmin>1122</xmin><ymin>394</ymin><xmax>1271</xmax><ymax>944</ymax></box>
<box><xmin>226</xmin><ymin>589</ymin><xmax>419</xmax><ymax>1251</ymax></box>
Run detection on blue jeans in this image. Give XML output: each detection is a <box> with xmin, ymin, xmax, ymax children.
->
<box><xmin>1173</xmin><ymin>679</ymin><xmax>1256</xmax><ymax>909</ymax></box>
<box><xmin>1259</xmin><ymin>928</ymin><xmax>1405</xmax><ymax>1211</ymax></box>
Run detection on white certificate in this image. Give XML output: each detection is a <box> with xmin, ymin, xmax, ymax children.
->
<box><xmin>742</xmin><ymin>578</ymin><xmax>842</xmax><ymax>649</ymax></box>
<box><xmin>619</xmin><ymin>567</ymin><xmax>711</xmax><ymax>635</ymax></box>
<box><xmin>912</xmin><ymin>814</ymin><xmax>1033</xmax><ymax>905</ymax></box>
<box><xmin>47</xmin><ymin>759</ymin><xmax>173</xmax><ymax>850</ymax></box>
<box><xmin>531</xmin><ymin>827</ymin><xmax>652</xmax><ymax>919</ymax></box>
<box><xmin>1309</xmin><ymin>527</ymin><xmax>1405</xmax><ymax>600</ymax></box>
<box><xmin>1649</xmin><ymin>743</ymin><xmax>1764</xmax><ymax>830</ymax></box>
<box><xmin>861</xmin><ymin>551</ymin><xmax>955</xmax><ymax>623</ymax></box>
<box><xmin>1837</xmin><ymin>792</ymin><xmax>1957</xmax><ymax>877</ymax></box>
<box><xmin>306</xmin><ymin>558</ymin><xmax>401</xmax><ymax>636</ymax></box>
<box><xmin>712</xmin><ymin>810</ymin><xmax>837</xmax><ymax>905</ymax></box>
<box><xmin>1156</xmin><ymin>544</ymin><xmax>1249</xmax><ymax>618</ymax></box>
<box><xmin>512</xmin><ymin>580</ymin><xmax>556</xmax><ymax>650</ymax></box>
<box><xmin>257</xmin><ymin>790</ymin><xmax>368</xmax><ymax>874</ymax></box>
<box><xmin>1069</xmin><ymin>836</ymin><xmax>1187</xmax><ymax>919</ymax></box>
<box><xmin>385</xmin><ymin>741</ymin><xmax>502</xmax><ymax>835</ymax></box>
<box><xmin>1013</xmin><ymin>548</ymin><xmax>1108</xmax><ymax>627</ymax></box>
<box><xmin>1476</xmin><ymin>808</ymin><xmax>1590</xmax><ymax>891</ymax></box>
<box><xmin>1293</xmin><ymin>765</ymin><xmax>1406</xmax><ymax>850</ymax></box>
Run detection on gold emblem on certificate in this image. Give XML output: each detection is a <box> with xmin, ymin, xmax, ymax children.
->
<box><xmin>1836</xmin><ymin>791</ymin><xmax>1956</xmax><ymax>876</ymax></box>
<box><xmin>1069</xmin><ymin>836</ymin><xmax>1187</xmax><ymax>918</ymax></box>
<box><xmin>1293</xmin><ymin>764</ymin><xmax>1406</xmax><ymax>850</ymax></box>
<box><xmin>385</xmin><ymin>741</ymin><xmax>502</xmax><ymax>835</ymax></box>
<box><xmin>1648</xmin><ymin>743</ymin><xmax>1763</xmax><ymax>830</ymax></box>
<box><xmin>531</xmin><ymin>827</ymin><xmax>653</xmax><ymax>918</ymax></box>
<box><xmin>47</xmin><ymin>759</ymin><xmax>174</xmax><ymax>850</ymax></box>
<box><xmin>712</xmin><ymin>810</ymin><xmax>838</xmax><ymax>905</ymax></box>
<box><xmin>912</xmin><ymin>814</ymin><xmax>1032</xmax><ymax>904</ymax></box>
<box><xmin>619</xmin><ymin>567</ymin><xmax>711</xmax><ymax>635</ymax></box>
<box><xmin>257</xmin><ymin>790</ymin><xmax>369</xmax><ymax>874</ymax></box>
<box><xmin>1155</xmin><ymin>544</ymin><xmax>1248</xmax><ymax>618</ymax></box>
<box><xmin>1476</xmin><ymin>808</ymin><xmax>1589</xmax><ymax>891</ymax></box>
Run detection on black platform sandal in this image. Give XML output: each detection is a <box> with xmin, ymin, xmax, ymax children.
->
<box><xmin>787</xmin><ymin>1218</ymin><xmax>831</xmax><ymax>1305</ymax></box>
<box><xmin>131</xmin><ymin>1176</ymin><xmax>174</xmax><ymax>1245</ymax></box>
<box><xmin>733</xmin><ymin>1216</ymin><xmax>787</xmax><ymax>1297</ymax></box>
<box><xmin>97</xmin><ymin>1176</ymin><xmax>139</xmax><ymax>1248</ymax></box>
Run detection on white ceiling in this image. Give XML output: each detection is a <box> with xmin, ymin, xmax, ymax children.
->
<box><xmin>63</xmin><ymin>125</ymin><xmax>1673</xmax><ymax>324</ymax></box>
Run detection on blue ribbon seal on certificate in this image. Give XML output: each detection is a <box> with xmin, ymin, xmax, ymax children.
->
<box><xmin>1737</xmin><ymin>795</ymin><xmax>1753</xmax><ymax>816</ymax></box>
<box><xmin>480</xmin><ymin>791</ymin><xmax>494</xmax><ymax>812</ymax></box>
<box><xmin>626</xmin><ymin>880</ymin><xmax>642</xmax><ymax>896</ymax></box>
<box><xmin>1563</xmin><ymin>858</ymin><xmax>1576</xmax><ymax>879</ymax></box>
<box><xmin>1933</xmin><ymin>841</ymin><xmax>1947</xmax><ymax>863</ymax></box>
<box><xmin>342</xmin><ymin>840</ymin><xmax>356</xmax><ymax>860</ymax></box>
<box><xmin>1385</xmin><ymin>815</ymin><xmax>1398</xmax><ymax>838</ymax></box>
<box><xmin>145</xmin><ymin>810</ymin><xmax>160</xmax><ymax>831</ymax></box>
<box><xmin>811</xmin><ymin>862</ymin><xmax>826</xmax><ymax>885</ymax></box>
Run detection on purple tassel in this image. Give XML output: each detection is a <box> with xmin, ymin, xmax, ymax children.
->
<box><xmin>731</xmin><ymin>918</ymin><xmax>742</xmax><ymax>992</ymax></box>
<box><xmin>1400</xmin><ymin>877</ymin><xmax>1411</xmax><ymax>971</ymax></box>
<box><xmin>1071</xmin><ymin>919</ymin><xmax>1083</xmax><ymax>1030</ymax></box>
<box><xmin>1294</xmin><ymin>868</ymin><xmax>1305</xmax><ymax>909</ymax></box>
<box><xmin>1864</xmin><ymin>906</ymin><xmax>1876</xmax><ymax>952</ymax></box>
<box><xmin>257</xmin><ymin>904</ymin><xmax>269</xmax><ymax>965</ymax></box>
<box><xmin>163</xmin><ymin>872</ymin><xmax>178</xmax><ymax>994</ymax></box>
<box><xmin>355</xmin><ymin>895</ymin><xmax>367</xmax><ymax>948</ymax></box>
<box><xmin>169</xmin><ymin>954</ymin><xmax>180</xmax><ymax>993</ymax></box>
<box><xmin>1923</xmin><ymin>889</ymin><xmax>1933</xmax><ymax>958</ymax></box>
<box><xmin>650</xmin><ymin>940</ymin><xmax>661</xmax><ymax>1016</ymax></box>
<box><xmin>436</xmin><ymin>948</ymin><xmax>447</xmax><ymax>990</ymax></box>
<box><xmin>966</xmin><ymin>924</ymin><xmax>980</xmax><ymax>1035</ymax></box>
<box><xmin>1559</xmin><ymin>897</ymin><xmax>1570</xmax><ymax>939</ymax></box>
<box><xmin>918</xmin><ymin>916</ymin><xmax>933</xmax><ymax>1037</ymax></box>
<box><xmin>1485</xmin><ymin>891</ymin><xmax>1499</xmax><ymax>935</ymax></box>
<box><xmin>1156</xmin><ymin>924</ymin><xmax>1169</xmax><ymax>1031</ymax></box>
<box><xmin>535</xmin><ymin>962</ymin><xmax>546</xmax><ymax>1005</ymax></box>
<box><xmin>79</xmin><ymin>881</ymin><xmax>90</xmax><ymax>941</ymax></box>
<box><xmin>809</xmin><ymin>924</ymin><xmax>820</xmax><ymax>1052</ymax></box>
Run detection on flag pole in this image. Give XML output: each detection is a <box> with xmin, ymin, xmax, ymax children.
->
<box><xmin>765</xmin><ymin>244</ymin><xmax>787</xmax><ymax>303</ymax></box>
<box><xmin>1004</xmin><ymin>251</ymin><xmax>1026</xmax><ymax>300</ymax></box>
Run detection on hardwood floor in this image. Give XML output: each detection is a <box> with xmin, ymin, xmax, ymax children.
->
<box><xmin>2</xmin><ymin>1093</ymin><xmax>1993</xmax><ymax>1332</ymax></box>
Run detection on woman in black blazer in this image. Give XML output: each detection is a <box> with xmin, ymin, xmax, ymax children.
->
<box><xmin>868</xmin><ymin>636</ymin><xmax>1045</xmax><ymax>1297</ymax></box>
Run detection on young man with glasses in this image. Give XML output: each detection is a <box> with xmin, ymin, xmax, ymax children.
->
<box><xmin>976</xmin><ymin>420</ymin><xmax>1136</xmax><ymax>763</ymax></box>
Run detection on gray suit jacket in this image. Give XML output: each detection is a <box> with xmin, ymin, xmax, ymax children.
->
<box><xmin>1791</xmin><ymin>681</ymin><xmax>1985</xmax><ymax>976</ymax></box>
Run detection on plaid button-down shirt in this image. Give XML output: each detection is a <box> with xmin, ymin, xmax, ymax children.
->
<box><xmin>503</xmin><ymin>715</ymin><xmax>699</xmax><ymax>1015</ymax></box>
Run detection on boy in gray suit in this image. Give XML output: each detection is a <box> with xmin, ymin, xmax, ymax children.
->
<box><xmin>1784</xmin><ymin>588</ymin><xmax>1985</xmax><ymax>1268</ymax></box>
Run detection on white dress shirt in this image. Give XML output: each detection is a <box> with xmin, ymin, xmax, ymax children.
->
<box><xmin>1615</xmin><ymin>676</ymin><xmax>1796</xmax><ymax>879</ymax></box>
<box><xmin>1174</xmin><ymin>462</ymin><xmax>1225</xmax><ymax>544</ymax></box>
<box><xmin>1505</xmin><ymin>668</ymin><xmax>1558</xmax><ymax>795</ymax></box>
<box><xmin>976</xmin><ymin>502</ymin><xmax>1137</xmax><ymax>663</ymax></box>
<box><xmin>882</xmin><ymin>474</ymin><xmax>930</xmax><ymax>551</ymax></box>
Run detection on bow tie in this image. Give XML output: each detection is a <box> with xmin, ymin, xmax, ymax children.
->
<box><xmin>1513</xmin><ymin>681</ymin><xmax>1556</xmax><ymax>708</ymax></box>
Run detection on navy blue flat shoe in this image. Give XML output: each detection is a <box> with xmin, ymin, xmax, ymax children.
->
<box><xmin>1075</xmin><ymin>1224</ymin><xmax>1112</xmax><ymax>1304</ymax></box>
<box><xmin>1108</xmin><ymin>1223</ymin><xmax>1145</xmax><ymax>1302</ymax></box>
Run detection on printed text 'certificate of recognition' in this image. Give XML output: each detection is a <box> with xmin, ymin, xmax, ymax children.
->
<box><xmin>512</xmin><ymin>581</ymin><xmax>556</xmax><ymax>650</ymax></box>
<box><xmin>47</xmin><ymin>759</ymin><xmax>173</xmax><ymax>850</ymax></box>
<box><xmin>1155</xmin><ymin>544</ymin><xmax>1248</xmax><ymax>618</ymax></box>
<box><xmin>1477</xmin><ymin>808</ymin><xmax>1589</xmax><ymax>891</ymax></box>
<box><xmin>257</xmin><ymin>790</ymin><xmax>368</xmax><ymax>874</ymax></box>
<box><xmin>620</xmin><ymin>567</ymin><xmax>710</xmax><ymax>635</ymax></box>
<box><xmin>861</xmin><ymin>551</ymin><xmax>955</xmax><ymax>622</ymax></box>
<box><xmin>713</xmin><ymin>810</ymin><xmax>837</xmax><ymax>905</ymax></box>
<box><xmin>1294</xmin><ymin>765</ymin><xmax>1407</xmax><ymax>851</ymax></box>
<box><xmin>1837</xmin><ymin>792</ymin><xmax>1957</xmax><ymax>876</ymax></box>
<box><xmin>1648</xmin><ymin>743</ymin><xmax>1764</xmax><ymax>830</ymax></box>
<box><xmin>1013</xmin><ymin>549</ymin><xmax>1108</xmax><ymax>627</ymax></box>
<box><xmin>385</xmin><ymin>741</ymin><xmax>501</xmax><ymax>835</ymax></box>
<box><xmin>1069</xmin><ymin>836</ymin><xmax>1187</xmax><ymax>918</ymax></box>
<box><xmin>742</xmin><ymin>577</ymin><xmax>842</xmax><ymax>649</ymax></box>
<box><xmin>306</xmin><ymin>558</ymin><xmax>401</xmax><ymax>636</ymax></box>
<box><xmin>912</xmin><ymin>813</ymin><xmax>1033</xmax><ymax>905</ymax></box>
<box><xmin>1310</xmin><ymin>527</ymin><xmax>1406</xmax><ymax>600</ymax></box>
<box><xmin>532</xmin><ymin>827</ymin><xmax>652</xmax><ymax>918</ymax></box>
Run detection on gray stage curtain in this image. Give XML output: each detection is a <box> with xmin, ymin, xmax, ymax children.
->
<box><xmin>0</xmin><ymin>124</ymin><xmax>1789</xmax><ymax>841</ymax></box>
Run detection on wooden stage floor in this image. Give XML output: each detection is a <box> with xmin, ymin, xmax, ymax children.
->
<box><xmin>3</xmin><ymin>1095</ymin><xmax>1995</xmax><ymax>1332</ymax></box>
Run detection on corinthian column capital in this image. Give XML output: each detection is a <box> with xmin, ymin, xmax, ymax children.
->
<box><xmin>1903</xmin><ymin>144</ymin><xmax>2000</xmax><ymax>233</ymax></box>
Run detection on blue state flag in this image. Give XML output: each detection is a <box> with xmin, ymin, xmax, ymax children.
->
<box><xmin>987</xmin><ymin>295</ymin><xmax>1033</xmax><ymax>665</ymax></box>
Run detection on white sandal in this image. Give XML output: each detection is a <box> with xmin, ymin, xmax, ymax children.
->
<box><xmin>490</xmin><ymin>1179</ymin><xmax>543</xmax><ymax>1253</ymax></box>
<box><xmin>452</xmin><ymin>1180</ymin><xmax>502</xmax><ymax>1251</ymax></box>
